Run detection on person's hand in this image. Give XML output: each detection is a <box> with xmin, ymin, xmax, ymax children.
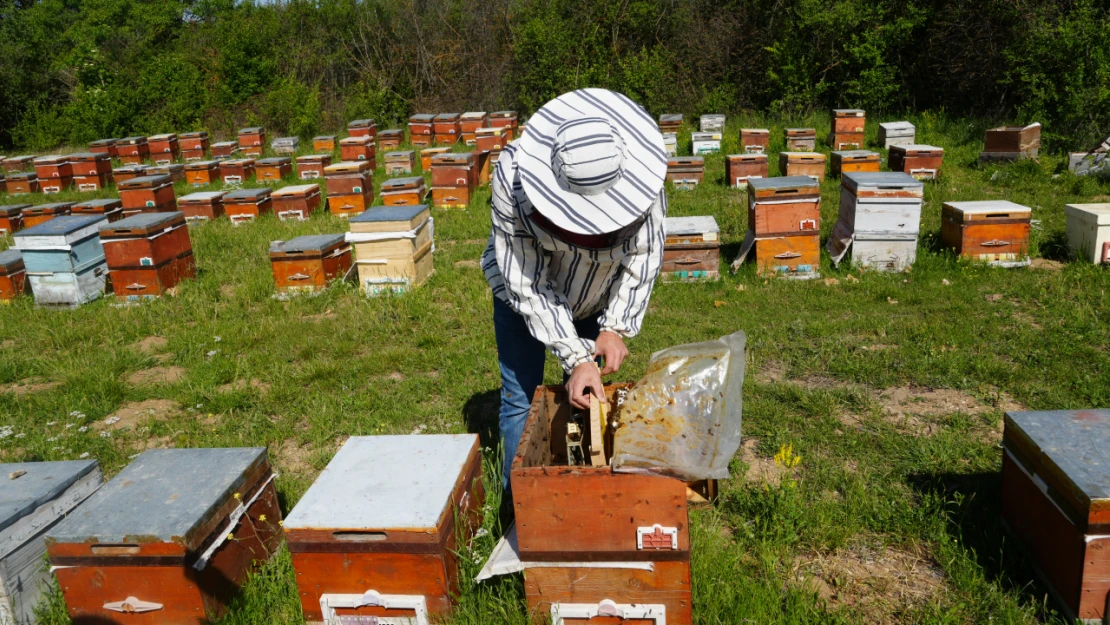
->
<box><xmin>594</xmin><ymin>331</ymin><xmax>629</xmax><ymax>375</ymax></box>
<box><xmin>567</xmin><ymin>362</ymin><xmax>603</xmax><ymax>410</ymax></box>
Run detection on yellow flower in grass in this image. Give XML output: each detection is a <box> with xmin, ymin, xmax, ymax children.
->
<box><xmin>259</xmin><ymin>514</ymin><xmax>267</xmax><ymax>522</ymax></box>
<box><xmin>774</xmin><ymin>443</ymin><xmax>801</xmax><ymax>469</ymax></box>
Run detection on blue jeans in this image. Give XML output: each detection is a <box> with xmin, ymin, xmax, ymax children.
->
<box><xmin>493</xmin><ymin>296</ymin><xmax>599</xmax><ymax>490</ymax></box>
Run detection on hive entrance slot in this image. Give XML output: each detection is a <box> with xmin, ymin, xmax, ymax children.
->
<box><xmin>334</xmin><ymin>531</ymin><xmax>388</xmax><ymax>542</ymax></box>
<box><xmin>91</xmin><ymin>544</ymin><xmax>141</xmax><ymax>555</ymax></box>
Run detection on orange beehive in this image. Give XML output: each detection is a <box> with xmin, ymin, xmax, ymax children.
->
<box><xmin>377</xmin><ymin>129</ymin><xmax>403</xmax><ymax>151</ymax></box>
<box><xmin>0</xmin><ymin>249</ymin><xmax>28</xmax><ymax>301</ymax></box>
<box><xmin>184</xmin><ymin>160</ymin><xmax>220</xmax><ymax>187</ymax></box>
<box><xmin>118</xmin><ymin>175</ymin><xmax>176</xmax><ymax>213</ymax></box>
<box><xmin>72</xmin><ymin>199</ymin><xmax>124</xmax><ymax>223</ymax></box>
<box><xmin>339</xmin><ymin>136</ymin><xmax>376</xmax><ymax>166</ymax></box>
<box><xmin>269</xmin><ymin>234</ymin><xmax>352</xmax><ymax>293</ymax></box>
<box><xmin>380</xmin><ymin>176</ymin><xmax>426</xmax><ymax>207</ymax></box>
<box><xmin>255</xmin><ymin>157</ymin><xmax>293</xmax><ymax>184</ymax></box>
<box><xmin>100</xmin><ymin>211</ymin><xmax>195</xmax><ymax>300</ymax></box>
<box><xmin>222</xmin><ymin>188</ymin><xmax>273</xmax><ymax>225</ymax></box>
<box><xmin>433</xmin><ymin>113</ymin><xmax>461</xmax><ymax>145</ymax></box>
<box><xmin>272</xmin><ymin>184</ymin><xmax>322</xmax><ymax>221</ymax></box>
<box><xmin>117</xmin><ymin>137</ymin><xmax>149</xmax><ymax>164</ymax></box>
<box><xmin>460</xmin><ymin>112</ymin><xmax>489</xmax><ymax>145</ymax></box>
<box><xmin>724</xmin><ymin>154</ymin><xmax>768</xmax><ymax>188</ymax></box>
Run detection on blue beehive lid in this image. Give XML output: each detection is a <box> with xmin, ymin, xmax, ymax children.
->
<box><xmin>0</xmin><ymin>460</ymin><xmax>100</xmax><ymax>535</ymax></box>
<box><xmin>100</xmin><ymin>211</ymin><xmax>182</xmax><ymax>233</ymax></box>
<box><xmin>350</xmin><ymin>205</ymin><xmax>428</xmax><ymax>224</ymax></box>
<box><xmin>225</xmin><ymin>188</ymin><xmax>271</xmax><ymax>201</ymax></box>
<box><xmin>46</xmin><ymin>448</ymin><xmax>268</xmax><ymax>549</ymax></box>
<box><xmin>15</xmin><ymin>214</ymin><xmax>105</xmax><ymax>239</ymax></box>
<box><xmin>748</xmin><ymin>176</ymin><xmax>821</xmax><ymax>191</ymax></box>
<box><xmin>271</xmin><ymin>234</ymin><xmax>346</xmax><ymax>255</ymax></box>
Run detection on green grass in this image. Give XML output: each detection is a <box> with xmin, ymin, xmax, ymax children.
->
<box><xmin>3</xmin><ymin>112</ymin><xmax>1110</xmax><ymax>624</ymax></box>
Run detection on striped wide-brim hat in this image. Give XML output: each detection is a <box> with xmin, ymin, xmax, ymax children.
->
<box><xmin>518</xmin><ymin>88</ymin><xmax>667</xmax><ymax>236</ymax></box>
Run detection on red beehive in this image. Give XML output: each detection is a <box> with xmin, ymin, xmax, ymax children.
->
<box><xmin>460</xmin><ymin>112</ymin><xmax>489</xmax><ymax>145</ymax></box>
<box><xmin>433</xmin><ymin>113</ymin><xmax>461</xmax><ymax>145</ymax></box>
<box><xmin>117</xmin><ymin>137</ymin><xmax>150</xmax><ymax>165</ymax></box>
<box><xmin>88</xmin><ymin>139</ymin><xmax>119</xmax><ymax>159</ymax></box>
<box><xmin>178</xmin><ymin>191</ymin><xmax>226</xmax><ymax>224</ymax></box>
<box><xmin>238</xmin><ymin>127</ymin><xmax>266</xmax><ymax>156</ymax></box>
<box><xmin>222</xmin><ymin>188</ymin><xmax>272</xmax><ymax>225</ymax></box>
<box><xmin>296</xmin><ymin>154</ymin><xmax>331</xmax><ymax>180</ymax></box>
<box><xmin>380</xmin><ymin>176</ymin><xmax>426</xmax><ymax>207</ymax></box>
<box><xmin>489</xmin><ymin>111</ymin><xmax>519</xmax><ymax>141</ymax></box>
<box><xmin>430</xmin><ymin>152</ymin><xmax>477</xmax><ymax>209</ymax></box>
<box><xmin>70</xmin><ymin>153</ymin><xmax>114</xmax><ymax>191</ymax></box>
<box><xmin>475</xmin><ymin>127</ymin><xmax>507</xmax><ymax>153</ymax></box>
<box><xmin>118</xmin><ymin>174</ymin><xmax>176</xmax><ymax>213</ymax></box>
<box><xmin>0</xmin><ymin>249</ymin><xmax>28</xmax><ymax>301</ymax></box>
<box><xmin>377</xmin><ymin>129</ymin><xmax>403</xmax><ymax>151</ymax></box>
<box><xmin>324</xmin><ymin>161</ymin><xmax>373</xmax><ymax>219</ymax></box>
<box><xmin>339</xmin><ymin>136</ymin><xmax>376</xmax><ymax>166</ymax></box>
<box><xmin>179</xmin><ymin>132</ymin><xmax>210</xmax><ymax>161</ymax></box>
<box><xmin>348</xmin><ymin>119</ymin><xmax>377</xmax><ymax>140</ymax></box>
<box><xmin>219</xmin><ymin>159</ymin><xmax>256</xmax><ymax>185</ymax></box>
<box><xmin>5</xmin><ymin>173</ymin><xmax>39</xmax><ymax>195</ymax></box>
<box><xmin>22</xmin><ymin>203</ymin><xmax>74</xmax><ymax>229</ymax></box>
<box><xmin>269</xmin><ymin>234</ymin><xmax>352</xmax><ymax>293</ymax></box>
<box><xmin>408</xmin><ymin>114</ymin><xmax>435</xmax><ymax>147</ymax></box>
<box><xmin>148</xmin><ymin>134</ymin><xmax>180</xmax><ymax>164</ymax></box>
<box><xmin>211</xmin><ymin>141</ymin><xmax>239</xmax><ymax>158</ymax></box>
<box><xmin>0</xmin><ymin>204</ymin><xmax>29</xmax><ymax>235</ymax></box>
<box><xmin>100</xmin><ymin>211</ymin><xmax>195</xmax><ymax>299</ymax></box>
<box><xmin>34</xmin><ymin>156</ymin><xmax>73</xmax><ymax>194</ymax></box>
<box><xmin>72</xmin><ymin>198</ymin><xmax>125</xmax><ymax>223</ymax></box>
<box><xmin>272</xmin><ymin>184</ymin><xmax>322</xmax><ymax>221</ymax></box>
<box><xmin>112</xmin><ymin>165</ymin><xmax>148</xmax><ymax>185</ymax></box>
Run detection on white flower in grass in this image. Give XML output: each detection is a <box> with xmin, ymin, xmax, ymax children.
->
<box><xmin>77</xmin><ymin>426</ymin><xmax>88</xmax><ymax>433</ymax></box>
<box><xmin>213</xmin><ymin>336</ymin><xmax>221</xmax><ymax>343</ymax></box>
<box><xmin>46</xmin><ymin>436</ymin><xmax>58</xmax><ymax>442</ymax></box>
<box><xmin>129</xmin><ymin>453</ymin><xmax>140</xmax><ymax>459</ymax></box>
<box><xmin>104</xmin><ymin>416</ymin><xmax>120</xmax><ymax>426</ymax></box>
<box><xmin>65</xmin><ymin>423</ymin><xmax>74</xmax><ymax>429</ymax></box>
<box><xmin>15</xmin><ymin>433</ymin><xmax>25</xmax><ymax>439</ymax></box>
<box><xmin>99</xmin><ymin>431</ymin><xmax>111</xmax><ymax>438</ymax></box>
<box><xmin>207</xmin><ymin>350</ymin><xmax>218</xmax><ymax>358</ymax></box>
<box><xmin>45</xmin><ymin>421</ymin><xmax>56</xmax><ymax>427</ymax></box>
<box><xmin>79</xmin><ymin>452</ymin><xmax>89</xmax><ymax>459</ymax></box>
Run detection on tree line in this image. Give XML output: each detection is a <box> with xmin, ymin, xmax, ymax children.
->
<box><xmin>0</xmin><ymin>0</ymin><xmax>1107</xmax><ymax>152</ymax></box>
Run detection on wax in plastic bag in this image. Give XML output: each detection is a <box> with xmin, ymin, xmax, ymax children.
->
<box><xmin>611</xmin><ymin>331</ymin><xmax>745</xmax><ymax>480</ymax></box>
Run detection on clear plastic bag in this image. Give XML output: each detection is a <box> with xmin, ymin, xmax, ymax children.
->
<box><xmin>611</xmin><ymin>331</ymin><xmax>746</xmax><ymax>481</ymax></box>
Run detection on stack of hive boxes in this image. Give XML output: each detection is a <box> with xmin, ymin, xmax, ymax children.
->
<box><xmin>100</xmin><ymin>211</ymin><xmax>195</xmax><ymax>301</ymax></box>
<box><xmin>510</xmin><ymin>385</ymin><xmax>694</xmax><ymax>624</ymax></box>
<box><xmin>733</xmin><ymin>176</ymin><xmax>821</xmax><ymax>279</ymax></box>
<box><xmin>434</xmin><ymin>113</ymin><xmax>461</xmax><ymax>145</ymax></box>
<box><xmin>889</xmin><ymin>145</ymin><xmax>944</xmax><ymax>180</ymax></box>
<box><xmin>878</xmin><ymin>122</ymin><xmax>915</xmax><ymax>148</ymax></box>
<box><xmin>1064</xmin><ymin>203</ymin><xmax>1110</xmax><ymax>264</ymax></box>
<box><xmin>70</xmin><ymin>153</ymin><xmax>113</xmax><ymax>191</ymax></box>
<box><xmin>117</xmin><ymin>137</ymin><xmax>149</xmax><ymax>164</ymax></box>
<box><xmin>409</xmin><ymin>114</ymin><xmax>435</xmax><ymax>147</ymax></box>
<box><xmin>666</xmin><ymin>156</ymin><xmax>704</xmax><ymax>190</ymax></box>
<box><xmin>725</xmin><ymin>154</ymin><xmax>768</xmax><ymax>188</ymax></box>
<box><xmin>830</xmin><ymin>109</ymin><xmax>865</xmax><ymax>149</ymax></box>
<box><xmin>827</xmin><ymin>172</ymin><xmax>924</xmax><ymax>271</ymax></box>
<box><xmin>981</xmin><ymin>123</ymin><xmax>1041</xmax><ymax>162</ymax></box>
<box><xmin>180</xmin><ymin>131</ymin><xmax>210</xmax><ymax>161</ymax></box>
<box><xmin>223</xmin><ymin>188</ymin><xmax>273</xmax><ymax>225</ymax></box>
<box><xmin>830</xmin><ymin>150</ymin><xmax>880</xmax><ymax>177</ymax></box>
<box><xmin>347</xmin><ymin>205</ymin><xmax>434</xmax><ymax>295</ymax></box>
<box><xmin>785</xmin><ymin>128</ymin><xmax>816</xmax><ymax>151</ymax></box>
<box><xmin>489</xmin><ymin>111</ymin><xmax>519</xmax><ymax>140</ymax></box>
<box><xmin>149</xmin><ymin>134</ymin><xmax>180</xmax><ymax>164</ymax></box>
<box><xmin>324</xmin><ymin>161</ymin><xmax>373</xmax><ymax>218</ymax></box>
<box><xmin>461</xmin><ymin>111</ymin><xmax>488</xmax><ymax>145</ymax></box>
<box><xmin>13</xmin><ymin>214</ymin><xmax>109</xmax><ymax>307</ymax></box>
<box><xmin>662</xmin><ymin>216</ymin><xmax>720</xmax><ymax>281</ymax></box>
<box><xmin>118</xmin><ymin>174</ymin><xmax>176</xmax><ymax>216</ymax></box>
<box><xmin>34</xmin><ymin>156</ymin><xmax>72</xmax><ymax>194</ymax></box>
<box><xmin>270</xmin><ymin>234</ymin><xmax>352</xmax><ymax>294</ymax></box>
<box><xmin>272</xmin><ymin>184</ymin><xmax>322</xmax><ymax>221</ymax></box>
<box><xmin>178</xmin><ymin>191</ymin><xmax>226</xmax><ymax>224</ymax></box>
<box><xmin>430</xmin><ymin>153</ymin><xmax>477</xmax><ymax>208</ymax></box>
<box><xmin>941</xmin><ymin>200</ymin><xmax>1032</xmax><ymax>267</ymax></box>
<box><xmin>72</xmin><ymin>199</ymin><xmax>123</xmax><ymax>223</ymax></box>
<box><xmin>22</xmin><ymin>203</ymin><xmax>72</xmax><ymax>229</ymax></box>
<box><xmin>238</xmin><ymin>127</ymin><xmax>266</xmax><ymax>157</ymax></box>
<box><xmin>740</xmin><ymin>129</ymin><xmax>770</xmax><ymax>154</ymax></box>
<box><xmin>380</xmin><ymin>176</ymin><xmax>426</xmax><ymax>207</ymax></box>
<box><xmin>659</xmin><ymin>114</ymin><xmax>681</xmax><ymax>157</ymax></box>
<box><xmin>340</xmin><ymin>136</ymin><xmax>376</xmax><ymax>167</ymax></box>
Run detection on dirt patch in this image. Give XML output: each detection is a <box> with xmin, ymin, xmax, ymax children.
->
<box><xmin>755</xmin><ymin>360</ymin><xmax>786</xmax><ymax>383</ymax></box>
<box><xmin>131</xmin><ymin>336</ymin><xmax>168</xmax><ymax>354</ymax></box>
<box><xmin>0</xmin><ymin>378</ymin><xmax>60</xmax><ymax>396</ymax></box>
<box><xmin>859</xmin><ymin>344</ymin><xmax>896</xmax><ymax>352</ymax></box>
<box><xmin>794</xmin><ymin>543</ymin><xmax>947</xmax><ymax>623</ymax></box>
<box><xmin>453</xmin><ymin>259</ymin><xmax>480</xmax><ymax>269</ymax></box>
<box><xmin>876</xmin><ymin>387</ymin><xmax>1023</xmax><ymax>437</ymax></box>
<box><xmin>272</xmin><ymin>439</ymin><xmax>316</xmax><ymax>477</ymax></box>
<box><xmin>1030</xmin><ymin>258</ymin><xmax>1064</xmax><ymax>271</ymax></box>
<box><xmin>1012</xmin><ymin>312</ymin><xmax>1043</xmax><ymax>330</ymax></box>
<box><xmin>127</xmin><ymin>366</ymin><xmax>186</xmax><ymax>386</ymax></box>
<box><xmin>385</xmin><ymin>372</ymin><xmax>405</xmax><ymax>382</ymax></box>
<box><xmin>0</xmin><ymin>340</ymin><xmax>15</xmax><ymax>349</ymax></box>
<box><xmin>138</xmin><ymin>436</ymin><xmax>174</xmax><ymax>451</ymax></box>
<box><xmin>739</xmin><ymin>438</ymin><xmax>792</xmax><ymax>487</ymax></box>
<box><xmin>218</xmin><ymin>379</ymin><xmax>271</xmax><ymax>393</ymax></box>
<box><xmin>220</xmin><ymin>284</ymin><xmax>236</xmax><ymax>298</ymax></box>
<box><xmin>100</xmin><ymin>399</ymin><xmax>181</xmax><ymax>431</ymax></box>
<box><xmin>303</xmin><ymin>310</ymin><xmax>336</xmax><ymax>322</ymax></box>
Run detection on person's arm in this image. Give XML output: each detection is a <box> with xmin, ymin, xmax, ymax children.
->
<box><xmin>597</xmin><ymin>191</ymin><xmax>667</xmax><ymax>342</ymax></box>
<box><xmin>490</xmin><ymin>150</ymin><xmax>596</xmax><ymax>376</ymax></box>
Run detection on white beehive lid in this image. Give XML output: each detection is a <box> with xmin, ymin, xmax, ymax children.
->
<box><xmin>665</xmin><ymin>216</ymin><xmax>719</xmax><ymax>237</ymax></box>
<box><xmin>944</xmin><ymin>200</ymin><xmax>1031</xmax><ymax>216</ymax></box>
<box><xmin>1065</xmin><ymin>203</ymin><xmax>1110</xmax><ymax>225</ymax></box>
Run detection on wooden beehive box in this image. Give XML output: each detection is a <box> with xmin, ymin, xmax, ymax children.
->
<box><xmin>0</xmin><ymin>204</ymin><xmax>27</xmax><ymax>235</ymax></box>
<box><xmin>889</xmin><ymin>144</ymin><xmax>944</xmax><ymax>180</ymax></box>
<box><xmin>878</xmin><ymin>121</ymin><xmax>915</xmax><ymax>148</ymax></box>
<box><xmin>100</xmin><ymin>211</ymin><xmax>194</xmax><ymax>300</ymax></box>
<box><xmin>179</xmin><ymin>132</ymin><xmax>210</xmax><ymax>159</ymax></box>
<box><xmin>117</xmin><ymin>137</ymin><xmax>149</xmax><ymax>164</ymax></box>
<box><xmin>46</xmin><ymin>448</ymin><xmax>282</xmax><ymax>625</ymax></box>
<box><xmin>340</xmin><ymin>136</ymin><xmax>376</xmax><ymax>165</ymax></box>
<box><xmin>830</xmin><ymin>150</ymin><xmax>880</xmax><ymax>177</ymax></box>
<box><xmin>691</xmin><ymin>132</ymin><xmax>721</xmax><ymax>155</ymax></box>
<box><xmin>489</xmin><ymin>111</ymin><xmax>519</xmax><ymax>140</ymax></box>
<box><xmin>666</xmin><ymin>156</ymin><xmax>704</xmax><ymax>190</ymax></box>
<box><xmin>223</xmin><ymin>188</ymin><xmax>272</xmax><ymax>225</ymax></box>
<box><xmin>1001</xmin><ymin>410</ymin><xmax>1110</xmax><ymax>624</ymax></box>
<box><xmin>983</xmin><ymin>123</ymin><xmax>1041</xmax><ymax>160</ymax></box>
<box><xmin>828</xmin><ymin>172</ymin><xmax>924</xmax><ymax>271</ymax></box>
<box><xmin>460</xmin><ymin>112</ymin><xmax>489</xmax><ymax>145</ymax></box>
<box><xmin>512</xmin><ymin>384</ymin><xmax>693</xmax><ymax>625</ymax></box>
<box><xmin>118</xmin><ymin>174</ymin><xmax>176</xmax><ymax>213</ymax></box>
<box><xmin>409</xmin><ymin>114</ymin><xmax>435</xmax><ymax>147</ymax></box>
<box><xmin>34</xmin><ymin>156</ymin><xmax>73</xmax><ymax>194</ymax></box>
<box><xmin>348</xmin><ymin>119</ymin><xmax>377</xmax><ymax>139</ymax></box>
<box><xmin>296</xmin><ymin>154</ymin><xmax>332</xmax><ymax>180</ymax></box>
<box><xmin>784</xmin><ymin>128</ymin><xmax>816</xmax><ymax>152</ymax></box>
<box><xmin>778</xmin><ymin>152</ymin><xmax>827</xmax><ymax>181</ymax></box>
<box><xmin>4</xmin><ymin>173</ymin><xmax>38</xmax><ymax>196</ymax></box>
<box><xmin>3</xmin><ymin>156</ymin><xmax>35</xmax><ymax>173</ymax></box>
<box><xmin>184</xmin><ymin>160</ymin><xmax>220</xmax><ymax>187</ymax></box>
<box><xmin>1064</xmin><ymin>204</ymin><xmax>1110</xmax><ymax>264</ymax></box>
<box><xmin>740</xmin><ymin>129</ymin><xmax>770</xmax><ymax>154</ymax></box>
<box><xmin>662</xmin><ymin>216</ymin><xmax>720</xmax><ymax>281</ymax></box>
<box><xmin>747</xmin><ymin>176</ymin><xmax>821</xmax><ymax>238</ymax></box>
<box><xmin>348</xmin><ymin>205</ymin><xmax>434</xmax><ymax>295</ymax></box>
<box><xmin>658</xmin><ymin>114</ymin><xmax>683</xmax><ymax>134</ymax></box>
<box><xmin>178</xmin><ymin>191</ymin><xmax>226</xmax><ymax>225</ymax></box>
<box><xmin>211</xmin><ymin>141</ymin><xmax>239</xmax><ymax>158</ymax></box>
<box><xmin>831</xmin><ymin>109</ymin><xmax>865</xmax><ymax>134</ymax></box>
<box><xmin>324</xmin><ymin>161</ymin><xmax>373</xmax><ymax>219</ymax></box>
<box><xmin>433</xmin><ymin>113</ymin><xmax>461</xmax><ymax>145</ymax></box>
<box><xmin>284</xmin><ymin>435</ymin><xmax>483</xmax><ymax>624</ymax></box>
<box><xmin>0</xmin><ymin>461</ymin><xmax>102</xmax><ymax>624</ymax></box>
<box><xmin>475</xmin><ymin>127</ymin><xmax>507</xmax><ymax>153</ymax></box>
<box><xmin>700</xmin><ymin>114</ymin><xmax>725</xmax><ymax>132</ymax></box>
<box><xmin>0</xmin><ymin>248</ymin><xmax>29</xmax><ymax>300</ymax></box>
<box><xmin>377</xmin><ymin>129</ymin><xmax>403</xmax><ymax>151</ymax></box>
<box><xmin>148</xmin><ymin>163</ymin><xmax>185</xmax><ymax>184</ymax></box>
<box><xmin>73</xmin><ymin>198</ymin><xmax>125</xmax><ymax>223</ymax></box>
<box><xmin>420</xmin><ymin>147</ymin><xmax>450</xmax><ymax>172</ymax></box>
<box><xmin>255</xmin><ymin>157</ymin><xmax>293</xmax><ymax>184</ymax></box>
<box><xmin>272</xmin><ymin>184</ymin><xmax>322</xmax><ymax>221</ymax></box>
<box><xmin>219</xmin><ymin>159</ymin><xmax>255</xmax><ymax>185</ymax></box>
<box><xmin>312</xmin><ymin>135</ymin><xmax>336</xmax><ymax>152</ymax></box>
<box><xmin>384</xmin><ymin>150</ymin><xmax>416</xmax><ymax>176</ymax></box>
<box><xmin>88</xmin><ymin>139</ymin><xmax>119</xmax><ymax>158</ymax></box>
<box><xmin>431</xmin><ymin>153</ymin><xmax>477</xmax><ymax>189</ymax></box>
<box><xmin>21</xmin><ymin>202</ymin><xmax>73</xmax><ymax>229</ymax></box>
<box><xmin>725</xmin><ymin>154</ymin><xmax>768</xmax><ymax>188</ymax></box>
<box><xmin>238</xmin><ymin>127</ymin><xmax>266</xmax><ymax>156</ymax></box>
<box><xmin>271</xmin><ymin>136</ymin><xmax>299</xmax><ymax>155</ymax></box>
<box><xmin>13</xmin><ymin>214</ymin><xmax>109</xmax><ymax>307</ymax></box>
<box><xmin>112</xmin><ymin>164</ymin><xmax>148</xmax><ymax>185</ymax></box>
<box><xmin>148</xmin><ymin>134</ymin><xmax>180</xmax><ymax>164</ymax></box>
<box><xmin>70</xmin><ymin>152</ymin><xmax>113</xmax><ymax>191</ymax></box>
<box><xmin>269</xmin><ymin>233</ymin><xmax>351</xmax><ymax>292</ymax></box>
<box><xmin>941</xmin><ymin>200</ymin><xmax>1031</xmax><ymax>266</ymax></box>
<box><xmin>380</xmin><ymin>176</ymin><xmax>426</xmax><ymax>207</ymax></box>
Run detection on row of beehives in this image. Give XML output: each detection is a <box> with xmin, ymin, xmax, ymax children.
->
<box><xmin>6</xmin><ymin>406</ymin><xmax>1110</xmax><ymax>625</ymax></box>
<box><xmin>0</xmin><ymin>201</ymin><xmax>439</xmax><ymax>305</ymax></box>
<box><xmin>656</xmin><ymin>173</ymin><xmax>1110</xmax><ymax>282</ymax></box>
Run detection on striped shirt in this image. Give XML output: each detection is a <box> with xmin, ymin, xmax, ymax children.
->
<box><xmin>483</xmin><ymin>143</ymin><xmax>666</xmax><ymax>373</ymax></box>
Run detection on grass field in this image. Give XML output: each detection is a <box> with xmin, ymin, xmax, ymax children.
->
<box><xmin>2</xmin><ymin>111</ymin><xmax>1110</xmax><ymax>625</ymax></box>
